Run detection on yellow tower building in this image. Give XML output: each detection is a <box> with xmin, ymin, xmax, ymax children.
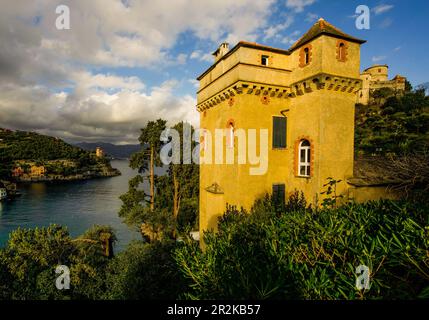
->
<box><xmin>96</xmin><ymin>147</ymin><xmax>104</xmax><ymax>158</ymax></box>
<box><xmin>357</xmin><ymin>64</ymin><xmax>406</xmax><ymax>105</ymax></box>
<box><xmin>197</xmin><ymin>19</ymin><xmax>366</xmax><ymax>233</ymax></box>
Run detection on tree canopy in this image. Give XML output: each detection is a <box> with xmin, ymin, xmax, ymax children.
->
<box><xmin>355</xmin><ymin>89</ymin><xmax>429</xmax><ymax>156</ymax></box>
<box><xmin>119</xmin><ymin>120</ymin><xmax>199</xmax><ymax>242</ymax></box>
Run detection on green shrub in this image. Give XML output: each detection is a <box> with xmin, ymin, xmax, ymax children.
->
<box><xmin>104</xmin><ymin>240</ymin><xmax>189</xmax><ymax>300</ymax></box>
<box><xmin>175</xmin><ymin>199</ymin><xmax>429</xmax><ymax>300</ymax></box>
<box><xmin>0</xmin><ymin>225</ymin><xmax>114</xmax><ymax>300</ymax></box>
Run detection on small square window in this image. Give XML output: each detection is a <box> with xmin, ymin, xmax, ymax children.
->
<box><xmin>261</xmin><ymin>55</ymin><xmax>269</xmax><ymax>66</ymax></box>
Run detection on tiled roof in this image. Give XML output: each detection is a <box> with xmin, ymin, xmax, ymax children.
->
<box><xmin>289</xmin><ymin>18</ymin><xmax>366</xmax><ymax>51</ymax></box>
<box><xmin>197</xmin><ymin>18</ymin><xmax>366</xmax><ymax>80</ymax></box>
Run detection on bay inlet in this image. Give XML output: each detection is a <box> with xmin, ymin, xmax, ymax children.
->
<box><xmin>0</xmin><ymin>160</ymin><xmax>161</xmax><ymax>252</ymax></box>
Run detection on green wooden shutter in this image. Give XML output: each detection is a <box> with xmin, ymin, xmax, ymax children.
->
<box><xmin>273</xmin><ymin>116</ymin><xmax>287</xmax><ymax>148</ymax></box>
<box><xmin>272</xmin><ymin>184</ymin><xmax>286</xmax><ymax>206</ymax></box>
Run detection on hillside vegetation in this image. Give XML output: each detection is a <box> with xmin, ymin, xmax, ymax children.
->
<box><xmin>0</xmin><ymin>129</ymin><xmax>116</xmax><ymax>180</ymax></box>
<box><xmin>0</xmin><ymin>129</ymin><xmax>90</xmax><ymax>161</ymax></box>
<box><xmin>355</xmin><ymin>88</ymin><xmax>429</xmax><ymax>156</ymax></box>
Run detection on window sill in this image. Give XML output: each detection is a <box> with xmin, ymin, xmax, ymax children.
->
<box><xmin>272</xmin><ymin>147</ymin><xmax>287</xmax><ymax>151</ymax></box>
<box><xmin>296</xmin><ymin>175</ymin><xmax>311</xmax><ymax>179</ymax></box>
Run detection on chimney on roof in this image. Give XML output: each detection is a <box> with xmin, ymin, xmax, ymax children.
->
<box><xmin>212</xmin><ymin>42</ymin><xmax>229</xmax><ymax>63</ymax></box>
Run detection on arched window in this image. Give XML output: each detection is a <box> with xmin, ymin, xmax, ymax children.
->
<box><xmin>336</xmin><ymin>41</ymin><xmax>347</xmax><ymax>62</ymax></box>
<box><xmin>304</xmin><ymin>48</ymin><xmax>310</xmax><ymax>65</ymax></box>
<box><xmin>298</xmin><ymin>140</ymin><xmax>311</xmax><ymax>177</ymax></box>
<box><xmin>299</xmin><ymin>45</ymin><xmax>312</xmax><ymax>67</ymax></box>
<box><xmin>339</xmin><ymin>43</ymin><xmax>345</xmax><ymax>60</ymax></box>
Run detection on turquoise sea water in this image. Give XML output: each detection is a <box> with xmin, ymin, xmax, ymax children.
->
<box><xmin>0</xmin><ymin>160</ymin><xmax>151</xmax><ymax>252</ymax></box>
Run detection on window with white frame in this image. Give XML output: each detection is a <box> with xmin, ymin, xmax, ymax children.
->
<box><xmin>298</xmin><ymin>140</ymin><xmax>311</xmax><ymax>177</ymax></box>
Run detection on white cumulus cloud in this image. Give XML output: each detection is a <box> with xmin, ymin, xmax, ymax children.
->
<box><xmin>285</xmin><ymin>0</ymin><xmax>316</xmax><ymax>13</ymax></box>
<box><xmin>373</xmin><ymin>4</ymin><xmax>394</xmax><ymax>15</ymax></box>
<box><xmin>0</xmin><ymin>0</ymin><xmax>278</xmax><ymax>143</ymax></box>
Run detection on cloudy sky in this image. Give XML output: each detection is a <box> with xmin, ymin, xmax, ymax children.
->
<box><xmin>0</xmin><ymin>0</ymin><xmax>428</xmax><ymax>144</ymax></box>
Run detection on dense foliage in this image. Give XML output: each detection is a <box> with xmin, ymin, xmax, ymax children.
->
<box><xmin>175</xmin><ymin>196</ymin><xmax>429</xmax><ymax>300</ymax></box>
<box><xmin>0</xmin><ymin>225</ymin><xmax>187</xmax><ymax>300</ymax></box>
<box><xmin>103</xmin><ymin>240</ymin><xmax>188</xmax><ymax>300</ymax></box>
<box><xmin>355</xmin><ymin>89</ymin><xmax>429</xmax><ymax>156</ymax></box>
<box><xmin>2</xmin><ymin>196</ymin><xmax>427</xmax><ymax>300</ymax></box>
<box><xmin>0</xmin><ymin>225</ymin><xmax>115</xmax><ymax>299</ymax></box>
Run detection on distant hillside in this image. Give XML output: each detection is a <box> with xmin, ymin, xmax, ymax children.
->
<box><xmin>0</xmin><ymin>128</ymin><xmax>91</xmax><ymax>161</ymax></box>
<box><xmin>75</xmin><ymin>142</ymin><xmax>141</xmax><ymax>159</ymax></box>
<box><xmin>0</xmin><ymin>128</ymin><xmax>121</xmax><ymax>181</ymax></box>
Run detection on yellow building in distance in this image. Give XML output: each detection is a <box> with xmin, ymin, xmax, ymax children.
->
<box><xmin>30</xmin><ymin>165</ymin><xmax>46</xmax><ymax>177</ymax></box>
<box><xmin>196</xmin><ymin>18</ymin><xmax>383</xmax><ymax>234</ymax></box>
<box><xmin>96</xmin><ymin>147</ymin><xmax>104</xmax><ymax>158</ymax></box>
<box><xmin>357</xmin><ymin>64</ymin><xmax>406</xmax><ymax>105</ymax></box>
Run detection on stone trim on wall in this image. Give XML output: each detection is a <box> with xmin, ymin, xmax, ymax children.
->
<box><xmin>294</xmin><ymin>136</ymin><xmax>315</xmax><ymax>177</ymax></box>
<box><xmin>196</xmin><ymin>74</ymin><xmax>362</xmax><ymax>112</ymax></box>
<box><xmin>196</xmin><ymin>81</ymin><xmax>290</xmax><ymax>111</ymax></box>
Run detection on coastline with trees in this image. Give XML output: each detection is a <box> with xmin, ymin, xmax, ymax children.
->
<box><xmin>0</xmin><ymin>128</ymin><xmax>121</xmax><ymax>199</ymax></box>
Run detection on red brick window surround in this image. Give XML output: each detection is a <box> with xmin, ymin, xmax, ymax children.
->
<box><xmin>299</xmin><ymin>44</ymin><xmax>312</xmax><ymax>68</ymax></box>
<box><xmin>294</xmin><ymin>136</ymin><xmax>314</xmax><ymax>177</ymax></box>
<box><xmin>336</xmin><ymin>40</ymin><xmax>348</xmax><ymax>62</ymax></box>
